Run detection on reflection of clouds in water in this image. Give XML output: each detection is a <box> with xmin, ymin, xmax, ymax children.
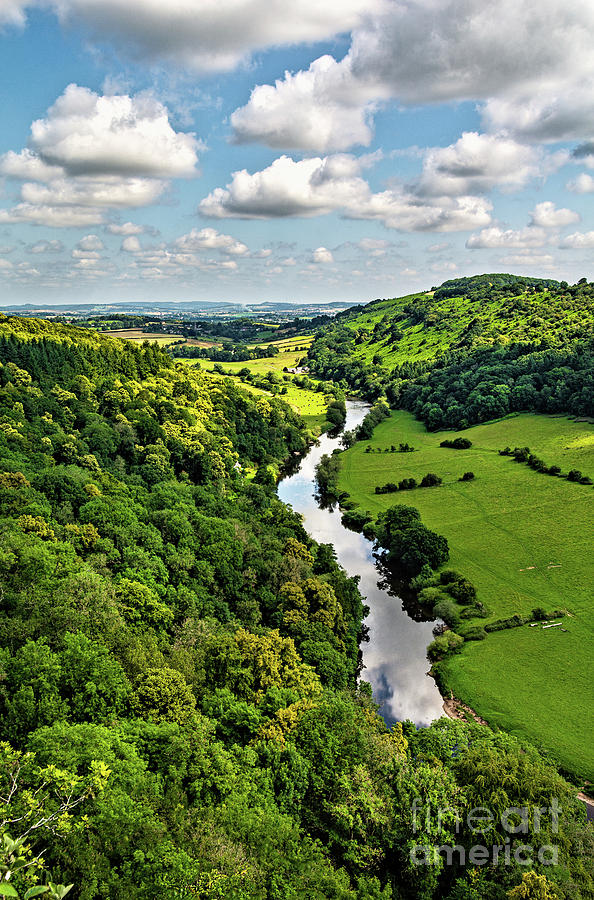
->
<box><xmin>278</xmin><ymin>401</ymin><xmax>444</xmax><ymax>728</ymax></box>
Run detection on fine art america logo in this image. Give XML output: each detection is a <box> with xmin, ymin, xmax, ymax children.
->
<box><xmin>410</xmin><ymin>799</ymin><xmax>561</xmax><ymax>867</ymax></box>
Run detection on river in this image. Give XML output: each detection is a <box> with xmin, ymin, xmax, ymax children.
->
<box><xmin>277</xmin><ymin>399</ymin><xmax>444</xmax><ymax>726</ymax></box>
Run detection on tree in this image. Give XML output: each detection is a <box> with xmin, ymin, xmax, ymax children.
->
<box><xmin>507</xmin><ymin>871</ymin><xmax>560</xmax><ymax>899</ymax></box>
<box><xmin>130</xmin><ymin>668</ymin><xmax>196</xmax><ymax>726</ymax></box>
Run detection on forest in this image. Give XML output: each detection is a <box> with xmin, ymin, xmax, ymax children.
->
<box><xmin>0</xmin><ymin>310</ymin><xmax>592</xmax><ymax>898</ymax></box>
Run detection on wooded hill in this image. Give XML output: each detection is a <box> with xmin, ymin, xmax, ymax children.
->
<box><xmin>308</xmin><ymin>274</ymin><xmax>594</xmax><ymax>430</ymax></box>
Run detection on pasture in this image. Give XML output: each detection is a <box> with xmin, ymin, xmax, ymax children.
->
<box><xmin>338</xmin><ymin>410</ymin><xmax>594</xmax><ymax>779</ymax></box>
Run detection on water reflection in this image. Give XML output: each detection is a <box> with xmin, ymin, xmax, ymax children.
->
<box><xmin>277</xmin><ymin>399</ymin><xmax>444</xmax><ymax>727</ymax></box>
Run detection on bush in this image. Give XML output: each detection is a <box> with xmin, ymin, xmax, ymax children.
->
<box><xmin>427</xmin><ymin>631</ymin><xmax>464</xmax><ymax>661</ymax></box>
<box><xmin>446</xmin><ymin>577</ymin><xmax>477</xmax><ymax>604</ymax></box>
<box><xmin>439</xmin><ymin>570</ymin><xmax>462</xmax><ymax>585</ymax></box>
<box><xmin>420</xmin><ymin>472</ymin><xmax>442</xmax><ymax>487</ymax></box>
<box><xmin>460</xmin><ymin>471</ymin><xmax>475</xmax><ymax>481</ymax></box>
<box><xmin>440</xmin><ymin>438</ymin><xmax>472</xmax><ymax>449</ymax></box>
<box><xmin>417</xmin><ymin>587</ymin><xmax>447</xmax><ymax>608</ymax></box>
<box><xmin>433</xmin><ymin>597</ymin><xmax>461</xmax><ymax>628</ymax></box>
<box><xmin>567</xmin><ymin>469</ymin><xmax>582</xmax><ymax>482</ymax></box>
<box><xmin>341</xmin><ymin>509</ymin><xmax>372</xmax><ymax>532</ymax></box>
<box><xmin>462</xmin><ymin>625</ymin><xmax>487</xmax><ymax>641</ymax></box>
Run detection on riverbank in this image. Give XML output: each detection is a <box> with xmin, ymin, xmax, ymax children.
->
<box><xmin>335</xmin><ymin>408</ymin><xmax>594</xmax><ymax>781</ymax></box>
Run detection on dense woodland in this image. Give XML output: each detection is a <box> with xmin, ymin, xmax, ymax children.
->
<box><xmin>307</xmin><ymin>276</ymin><xmax>594</xmax><ymax>430</ymax></box>
<box><xmin>0</xmin><ymin>312</ymin><xmax>592</xmax><ymax>898</ymax></box>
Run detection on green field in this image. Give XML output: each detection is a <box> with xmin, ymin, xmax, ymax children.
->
<box><xmin>195</xmin><ymin>348</ymin><xmax>307</xmax><ymax>376</ymax></box>
<box><xmin>338</xmin><ymin>410</ymin><xmax>594</xmax><ymax>778</ymax></box>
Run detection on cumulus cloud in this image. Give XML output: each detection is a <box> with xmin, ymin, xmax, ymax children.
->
<box><xmin>417</xmin><ymin>133</ymin><xmax>541</xmax><ymax>197</ymax></box>
<box><xmin>230</xmin><ymin>0</ymin><xmax>594</xmax><ymax>150</ymax></box>
<box><xmin>558</xmin><ymin>231</ymin><xmax>594</xmax><ymax>249</ymax></box>
<box><xmin>483</xmin><ymin>82</ymin><xmax>594</xmax><ymax>143</ymax></box>
<box><xmin>175</xmin><ymin>227</ymin><xmax>249</xmax><ymax>256</ymax></box>
<box><xmin>106</xmin><ymin>221</ymin><xmax>146</xmax><ymax>235</ymax></box>
<box><xmin>466</xmin><ymin>225</ymin><xmax>549</xmax><ymax>249</ymax></box>
<box><xmin>199</xmin><ymin>152</ymin><xmax>492</xmax><ymax>232</ymax></box>
<box><xmin>231</xmin><ymin>55</ymin><xmax>377</xmax><ymax>151</ymax></box>
<box><xmin>121</xmin><ymin>235</ymin><xmax>142</xmax><ymax>252</ymax></box>
<box><xmin>0</xmin><ymin>85</ymin><xmax>200</xmax><ymax>227</ymax></box>
<box><xmin>44</xmin><ymin>0</ymin><xmax>384</xmax><ymax>71</ymax></box>
<box><xmin>529</xmin><ymin>201</ymin><xmax>579</xmax><ymax>228</ymax></box>
<box><xmin>29</xmin><ymin>84</ymin><xmax>199</xmax><ymax>178</ymax></box>
<box><xmin>199</xmin><ymin>154</ymin><xmax>371</xmax><ymax>219</ymax></box>
<box><xmin>77</xmin><ymin>234</ymin><xmax>104</xmax><ymax>251</ymax></box>
<box><xmin>312</xmin><ymin>247</ymin><xmax>333</xmax><ymax>263</ymax></box>
<box><xmin>567</xmin><ymin>173</ymin><xmax>594</xmax><ymax>194</ymax></box>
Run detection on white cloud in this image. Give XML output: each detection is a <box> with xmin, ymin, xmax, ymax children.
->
<box><xmin>121</xmin><ymin>235</ymin><xmax>141</xmax><ymax>252</ymax></box>
<box><xmin>559</xmin><ymin>231</ymin><xmax>594</xmax><ymax>249</ymax></box>
<box><xmin>48</xmin><ymin>0</ymin><xmax>384</xmax><ymax>72</ymax></box>
<box><xmin>106</xmin><ymin>221</ymin><xmax>146</xmax><ymax>235</ymax></box>
<box><xmin>483</xmin><ymin>82</ymin><xmax>594</xmax><ymax>143</ymax></box>
<box><xmin>0</xmin><ymin>0</ymin><xmax>28</xmax><ymax>26</ymax></box>
<box><xmin>0</xmin><ymin>149</ymin><xmax>63</xmax><ymax>181</ymax></box>
<box><xmin>19</xmin><ymin>176</ymin><xmax>166</xmax><ymax>209</ymax></box>
<box><xmin>229</xmin><ymin>0</ymin><xmax>594</xmax><ymax>151</ymax></box>
<box><xmin>26</xmin><ymin>239</ymin><xmax>64</xmax><ymax>253</ymax></box>
<box><xmin>29</xmin><ymin>84</ymin><xmax>200</xmax><ymax>178</ymax></box>
<box><xmin>351</xmin><ymin>190</ymin><xmax>493</xmax><ymax>233</ymax></box>
<box><xmin>529</xmin><ymin>201</ymin><xmax>579</xmax><ymax>228</ymax></box>
<box><xmin>175</xmin><ymin>227</ymin><xmax>249</xmax><ymax>256</ymax></box>
<box><xmin>358</xmin><ymin>238</ymin><xmax>390</xmax><ymax>251</ymax></box>
<box><xmin>567</xmin><ymin>173</ymin><xmax>594</xmax><ymax>194</ymax></box>
<box><xmin>199</xmin><ymin>154</ymin><xmax>372</xmax><ymax>219</ymax></box>
<box><xmin>466</xmin><ymin>225</ymin><xmax>549</xmax><ymax>249</ymax></box>
<box><xmin>417</xmin><ymin>133</ymin><xmax>541</xmax><ymax>197</ymax></box>
<box><xmin>231</xmin><ymin>55</ymin><xmax>377</xmax><ymax>151</ymax></box>
<box><xmin>77</xmin><ymin>234</ymin><xmax>104</xmax><ymax>251</ymax></box>
<box><xmin>499</xmin><ymin>251</ymin><xmax>555</xmax><ymax>267</ymax></box>
<box><xmin>199</xmin><ymin>152</ymin><xmax>492</xmax><ymax>232</ymax></box>
<box><xmin>0</xmin><ymin>85</ymin><xmax>199</xmax><ymax>227</ymax></box>
<box><xmin>0</xmin><ymin>203</ymin><xmax>107</xmax><ymax>227</ymax></box>
<box><xmin>312</xmin><ymin>247</ymin><xmax>333</xmax><ymax>264</ymax></box>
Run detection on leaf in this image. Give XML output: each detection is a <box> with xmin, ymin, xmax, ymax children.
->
<box><xmin>25</xmin><ymin>889</ymin><xmax>50</xmax><ymax>898</ymax></box>
<box><xmin>0</xmin><ymin>886</ymin><xmax>20</xmax><ymax>898</ymax></box>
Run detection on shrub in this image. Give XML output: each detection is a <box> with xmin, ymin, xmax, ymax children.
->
<box><xmin>567</xmin><ymin>469</ymin><xmax>582</xmax><ymax>482</ymax></box>
<box><xmin>439</xmin><ymin>570</ymin><xmax>462</xmax><ymax>585</ymax></box>
<box><xmin>460</xmin><ymin>471</ymin><xmax>475</xmax><ymax>481</ymax></box>
<box><xmin>427</xmin><ymin>631</ymin><xmax>464</xmax><ymax>661</ymax></box>
<box><xmin>417</xmin><ymin>587</ymin><xmax>447</xmax><ymax>608</ymax></box>
<box><xmin>440</xmin><ymin>438</ymin><xmax>472</xmax><ymax>449</ymax></box>
<box><xmin>433</xmin><ymin>597</ymin><xmax>461</xmax><ymax>628</ymax></box>
<box><xmin>420</xmin><ymin>472</ymin><xmax>442</xmax><ymax>487</ymax></box>
<box><xmin>462</xmin><ymin>625</ymin><xmax>487</xmax><ymax>641</ymax></box>
<box><xmin>446</xmin><ymin>577</ymin><xmax>477</xmax><ymax>604</ymax></box>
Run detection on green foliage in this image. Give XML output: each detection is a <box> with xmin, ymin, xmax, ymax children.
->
<box><xmin>0</xmin><ymin>314</ymin><xmax>592</xmax><ymax>900</ymax></box>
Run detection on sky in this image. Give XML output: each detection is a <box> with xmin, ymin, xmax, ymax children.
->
<box><xmin>1</xmin><ymin>0</ymin><xmax>594</xmax><ymax>306</ymax></box>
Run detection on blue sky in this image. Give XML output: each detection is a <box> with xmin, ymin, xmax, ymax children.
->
<box><xmin>1</xmin><ymin>0</ymin><xmax>593</xmax><ymax>305</ymax></box>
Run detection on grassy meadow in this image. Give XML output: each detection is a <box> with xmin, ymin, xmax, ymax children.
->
<box><xmin>338</xmin><ymin>410</ymin><xmax>594</xmax><ymax>778</ymax></box>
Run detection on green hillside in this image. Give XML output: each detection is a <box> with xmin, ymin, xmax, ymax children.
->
<box><xmin>328</xmin><ymin>274</ymin><xmax>590</xmax><ymax>369</ymax></box>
